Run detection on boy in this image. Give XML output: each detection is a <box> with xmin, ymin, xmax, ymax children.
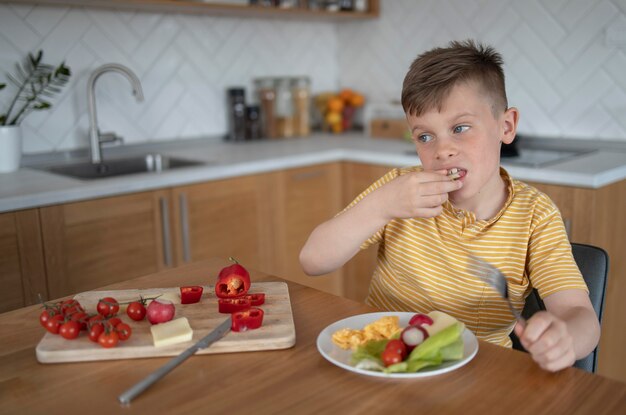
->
<box><xmin>300</xmin><ymin>40</ymin><xmax>600</xmax><ymax>372</ymax></box>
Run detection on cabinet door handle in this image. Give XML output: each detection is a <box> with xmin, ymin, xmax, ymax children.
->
<box><xmin>159</xmin><ymin>197</ymin><xmax>173</xmax><ymax>267</ymax></box>
<box><xmin>179</xmin><ymin>193</ymin><xmax>192</xmax><ymax>263</ymax></box>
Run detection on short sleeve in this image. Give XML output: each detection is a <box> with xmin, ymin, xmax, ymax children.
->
<box><xmin>527</xmin><ymin>206</ymin><xmax>589</xmax><ymax>298</ymax></box>
<box><xmin>338</xmin><ymin>168</ymin><xmax>402</xmax><ymax>250</ymax></box>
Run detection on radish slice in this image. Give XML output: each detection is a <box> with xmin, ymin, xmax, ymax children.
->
<box><xmin>408</xmin><ymin>313</ymin><xmax>434</xmax><ymax>327</ymax></box>
<box><xmin>401</xmin><ymin>325</ymin><xmax>428</xmax><ymax>349</ymax></box>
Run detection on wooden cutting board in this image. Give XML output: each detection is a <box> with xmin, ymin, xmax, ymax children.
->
<box><xmin>36</xmin><ymin>282</ymin><xmax>295</xmax><ymax>363</ymax></box>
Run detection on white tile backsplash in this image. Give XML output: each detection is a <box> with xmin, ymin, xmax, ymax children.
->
<box><xmin>0</xmin><ymin>0</ymin><xmax>625</xmax><ymax>155</ymax></box>
<box><xmin>338</xmin><ymin>0</ymin><xmax>626</xmax><ymax>142</ymax></box>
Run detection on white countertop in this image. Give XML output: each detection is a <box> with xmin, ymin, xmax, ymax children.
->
<box><xmin>1</xmin><ymin>133</ymin><xmax>625</xmax><ymax>213</ymax></box>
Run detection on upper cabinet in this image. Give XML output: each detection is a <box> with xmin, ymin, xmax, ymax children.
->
<box><xmin>10</xmin><ymin>0</ymin><xmax>380</xmax><ymax>20</ymax></box>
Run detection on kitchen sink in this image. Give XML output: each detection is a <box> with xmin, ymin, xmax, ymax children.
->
<box><xmin>38</xmin><ymin>153</ymin><xmax>206</xmax><ymax>180</ymax></box>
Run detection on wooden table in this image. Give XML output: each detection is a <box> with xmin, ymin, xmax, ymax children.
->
<box><xmin>1</xmin><ymin>259</ymin><xmax>625</xmax><ymax>414</ymax></box>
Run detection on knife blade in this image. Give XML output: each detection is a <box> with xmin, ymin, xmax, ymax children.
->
<box><xmin>118</xmin><ymin>317</ymin><xmax>231</xmax><ymax>405</ymax></box>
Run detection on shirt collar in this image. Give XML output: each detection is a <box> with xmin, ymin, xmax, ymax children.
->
<box><xmin>442</xmin><ymin>167</ymin><xmax>514</xmax><ymax>224</ymax></box>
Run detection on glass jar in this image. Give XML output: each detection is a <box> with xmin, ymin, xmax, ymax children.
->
<box><xmin>254</xmin><ymin>78</ymin><xmax>277</xmax><ymax>139</ymax></box>
<box><xmin>275</xmin><ymin>77</ymin><xmax>294</xmax><ymax>138</ymax></box>
<box><xmin>292</xmin><ymin>77</ymin><xmax>311</xmax><ymax>137</ymax></box>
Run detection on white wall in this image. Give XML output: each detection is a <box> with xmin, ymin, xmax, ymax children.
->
<box><xmin>1</xmin><ymin>0</ymin><xmax>625</xmax><ymax>155</ymax></box>
<box><xmin>338</xmin><ymin>0</ymin><xmax>626</xmax><ymax>142</ymax></box>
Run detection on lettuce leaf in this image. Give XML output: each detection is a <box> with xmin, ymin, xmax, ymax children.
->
<box><xmin>350</xmin><ymin>339</ymin><xmax>388</xmax><ymax>365</ymax></box>
<box><xmin>350</xmin><ymin>322</ymin><xmax>465</xmax><ymax>374</ymax></box>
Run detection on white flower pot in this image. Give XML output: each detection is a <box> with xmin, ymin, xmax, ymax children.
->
<box><xmin>0</xmin><ymin>126</ymin><xmax>22</xmax><ymax>173</ymax></box>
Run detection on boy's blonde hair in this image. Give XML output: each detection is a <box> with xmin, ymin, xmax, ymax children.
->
<box><xmin>401</xmin><ymin>39</ymin><xmax>507</xmax><ymax>117</ymax></box>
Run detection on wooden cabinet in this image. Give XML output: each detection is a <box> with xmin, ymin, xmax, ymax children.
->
<box><xmin>171</xmin><ymin>173</ymin><xmax>275</xmax><ymax>273</ymax></box>
<box><xmin>40</xmin><ymin>190</ymin><xmax>170</xmax><ymax>299</ymax></box>
<box><xmin>340</xmin><ymin>162</ymin><xmax>393</xmax><ymax>302</ymax></box>
<box><xmin>271</xmin><ymin>163</ymin><xmax>344</xmax><ymax>296</ymax></box>
<box><xmin>0</xmin><ymin>209</ymin><xmax>47</xmax><ymax>313</ymax></box>
<box><xmin>11</xmin><ymin>0</ymin><xmax>380</xmax><ymax>19</ymax></box>
<box><xmin>528</xmin><ymin>179</ymin><xmax>626</xmax><ymax>382</ymax></box>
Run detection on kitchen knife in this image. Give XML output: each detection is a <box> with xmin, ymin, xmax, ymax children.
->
<box><xmin>118</xmin><ymin>317</ymin><xmax>231</xmax><ymax>405</ymax></box>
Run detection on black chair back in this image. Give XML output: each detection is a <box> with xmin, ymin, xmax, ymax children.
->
<box><xmin>510</xmin><ymin>243</ymin><xmax>609</xmax><ymax>373</ymax></box>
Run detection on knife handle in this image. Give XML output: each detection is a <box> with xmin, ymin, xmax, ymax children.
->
<box><xmin>118</xmin><ymin>345</ymin><xmax>198</xmax><ymax>405</ymax></box>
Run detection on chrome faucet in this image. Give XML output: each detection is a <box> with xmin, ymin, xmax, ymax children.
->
<box><xmin>87</xmin><ymin>63</ymin><xmax>144</xmax><ymax>164</ymax></box>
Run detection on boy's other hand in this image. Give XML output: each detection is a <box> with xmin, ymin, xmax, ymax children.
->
<box><xmin>379</xmin><ymin>170</ymin><xmax>462</xmax><ymax>220</ymax></box>
<box><xmin>513</xmin><ymin>312</ymin><xmax>576</xmax><ymax>372</ymax></box>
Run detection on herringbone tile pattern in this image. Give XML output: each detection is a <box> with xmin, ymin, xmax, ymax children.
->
<box><xmin>0</xmin><ymin>2</ymin><xmax>338</xmax><ymax>153</ymax></box>
<box><xmin>338</xmin><ymin>0</ymin><xmax>626</xmax><ymax>141</ymax></box>
<box><xmin>1</xmin><ymin>0</ymin><xmax>625</xmax><ymax>154</ymax></box>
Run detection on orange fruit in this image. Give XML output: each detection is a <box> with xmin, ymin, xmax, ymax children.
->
<box><xmin>339</xmin><ymin>88</ymin><xmax>353</xmax><ymax>102</ymax></box>
<box><xmin>349</xmin><ymin>93</ymin><xmax>365</xmax><ymax>107</ymax></box>
<box><xmin>325</xmin><ymin>111</ymin><xmax>342</xmax><ymax>125</ymax></box>
<box><xmin>327</xmin><ymin>97</ymin><xmax>344</xmax><ymax>112</ymax></box>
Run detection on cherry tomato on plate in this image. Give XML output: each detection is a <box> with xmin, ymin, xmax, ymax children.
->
<box><xmin>381</xmin><ymin>339</ymin><xmax>407</xmax><ymax>367</ymax></box>
<box><xmin>126</xmin><ymin>301</ymin><xmax>147</xmax><ymax>321</ymax></box>
<box><xmin>97</xmin><ymin>297</ymin><xmax>119</xmax><ymax>317</ymax></box>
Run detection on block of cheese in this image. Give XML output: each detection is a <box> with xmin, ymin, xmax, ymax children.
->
<box><xmin>150</xmin><ymin>317</ymin><xmax>193</xmax><ymax>347</ymax></box>
<box><xmin>424</xmin><ymin>311</ymin><xmax>463</xmax><ymax>336</ymax></box>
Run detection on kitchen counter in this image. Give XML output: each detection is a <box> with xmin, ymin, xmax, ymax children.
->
<box><xmin>1</xmin><ymin>258</ymin><xmax>625</xmax><ymax>414</ymax></box>
<box><xmin>1</xmin><ymin>133</ymin><xmax>625</xmax><ymax>213</ymax></box>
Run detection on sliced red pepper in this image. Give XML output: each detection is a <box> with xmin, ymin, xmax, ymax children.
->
<box><xmin>242</xmin><ymin>293</ymin><xmax>265</xmax><ymax>306</ymax></box>
<box><xmin>180</xmin><ymin>286</ymin><xmax>203</xmax><ymax>304</ymax></box>
<box><xmin>231</xmin><ymin>307</ymin><xmax>264</xmax><ymax>332</ymax></box>
<box><xmin>215</xmin><ymin>257</ymin><xmax>251</xmax><ymax>298</ymax></box>
<box><xmin>218</xmin><ymin>298</ymin><xmax>251</xmax><ymax>314</ymax></box>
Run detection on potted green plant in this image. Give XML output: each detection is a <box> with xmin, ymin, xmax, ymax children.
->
<box><xmin>0</xmin><ymin>50</ymin><xmax>71</xmax><ymax>173</ymax></box>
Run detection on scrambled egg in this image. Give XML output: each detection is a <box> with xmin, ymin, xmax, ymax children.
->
<box><xmin>331</xmin><ymin>316</ymin><xmax>401</xmax><ymax>350</ymax></box>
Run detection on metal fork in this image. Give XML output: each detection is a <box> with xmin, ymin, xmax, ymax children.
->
<box><xmin>466</xmin><ymin>254</ymin><xmax>526</xmax><ymax>328</ymax></box>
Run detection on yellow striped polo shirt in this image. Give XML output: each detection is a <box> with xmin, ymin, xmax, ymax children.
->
<box><xmin>344</xmin><ymin>166</ymin><xmax>588</xmax><ymax>347</ymax></box>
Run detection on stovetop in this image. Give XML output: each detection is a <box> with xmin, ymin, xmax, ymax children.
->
<box><xmin>501</xmin><ymin>148</ymin><xmax>595</xmax><ymax>168</ymax></box>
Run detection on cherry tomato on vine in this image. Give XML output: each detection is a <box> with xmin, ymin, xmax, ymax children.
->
<box><xmin>116</xmin><ymin>323</ymin><xmax>132</xmax><ymax>341</ymax></box>
<box><xmin>98</xmin><ymin>330</ymin><xmax>120</xmax><ymax>348</ymax></box>
<box><xmin>126</xmin><ymin>301</ymin><xmax>147</xmax><ymax>321</ymax></box>
<box><xmin>69</xmin><ymin>311</ymin><xmax>90</xmax><ymax>331</ymax></box>
<box><xmin>89</xmin><ymin>323</ymin><xmax>104</xmax><ymax>343</ymax></box>
<box><xmin>45</xmin><ymin>314</ymin><xmax>65</xmax><ymax>334</ymax></box>
<box><xmin>105</xmin><ymin>317</ymin><xmax>122</xmax><ymax>328</ymax></box>
<box><xmin>97</xmin><ymin>297</ymin><xmax>119</xmax><ymax>317</ymax></box>
<box><xmin>59</xmin><ymin>321</ymin><xmax>81</xmax><ymax>340</ymax></box>
<box><xmin>40</xmin><ymin>309</ymin><xmax>58</xmax><ymax>328</ymax></box>
<box><xmin>60</xmin><ymin>299</ymin><xmax>84</xmax><ymax>316</ymax></box>
<box><xmin>88</xmin><ymin>314</ymin><xmax>104</xmax><ymax>326</ymax></box>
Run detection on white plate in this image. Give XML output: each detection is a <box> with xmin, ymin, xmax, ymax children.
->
<box><xmin>316</xmin><ymin>312</ymin><xmax>479</xmax><ymax>378</ymax></box>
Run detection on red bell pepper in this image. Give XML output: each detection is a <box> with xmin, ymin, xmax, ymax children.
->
<box><xmin>215</xmin><ymin>257</ymin><xmax>251</xmax><ymax>298</ymax></box>
<box><xmin>231</xmin><ymin>307</ymin><xmax>264</xmax><ymax>332</ymax></box>
<box><xmin>180</xmin><ymin>286</ymin><xmax>203</xmax><ymax>304</ymax></box>
<box><xmin>242</xmin><ymin>293</ymin><xmax>265</xmax><ymax>306</ymax></box>
<box><xmin>218</xmin><ymin>298</ymin><xmax>251</xmax><ymax>314</ymax></box>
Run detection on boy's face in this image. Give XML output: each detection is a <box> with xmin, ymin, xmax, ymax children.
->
<box><xmin>406</xmin><ymin>81</ymin><xmax>518</xmax><ymax>210</ymax></box>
